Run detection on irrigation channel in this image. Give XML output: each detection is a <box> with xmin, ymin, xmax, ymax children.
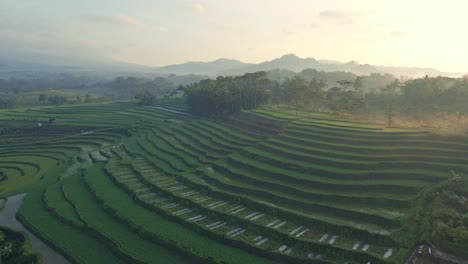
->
<box><xmin>0</xmin><ymin>193</ymin><xmax>71</xmax><ymax>264</ymax></box>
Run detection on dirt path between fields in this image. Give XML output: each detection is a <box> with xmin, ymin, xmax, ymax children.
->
<box><xmin>0</xmin><ymin>193</ymin><xmax>71</xmax><ymax>264</ymax></box>
<box><xmin>61</xmin><ymin>145</ymin><xmax>96</xmax><ymax>179</ymax></box>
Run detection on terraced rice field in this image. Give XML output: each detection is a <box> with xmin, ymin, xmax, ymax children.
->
<box><xmin>0</xmin><ymin>101</ymin><xmax>467</xmax><ymax>263</ymax></box>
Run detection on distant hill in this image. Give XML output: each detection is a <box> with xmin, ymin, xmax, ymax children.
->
<box><xmin>1</xmin><ymin>52</ymin><xmax>464</xmax><ymax>79</ymax></box>
<box><xmin>0</xmin><ymin>52</ymin><xmax>151</xmax><ymax>74</ymax></box>
<box><xmin>157</xmin><ymin>54</ymin><xmax>464</xmax><ymax>78</ymax></box>
<box><xmin>218</xmin><ymin>54</ymin><xmax>323</xmax><ymax>75</ymax></box>
<box><xmin>374</xmin><ymin>65</ymin><xmax>449</xmax><ymax>78</ymax></box>
<box><xmin>154</xmin><ymin>58</ymin><xmax>252</xmax><ymax>75</ymax></box>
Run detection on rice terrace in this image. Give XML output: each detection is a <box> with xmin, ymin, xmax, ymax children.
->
<box><xmin>2</xmin><ymin>1</ymin><xmax>468</xmax><ymax>263</ymax></box>
<box><xmin>0</xmin><ymin>95</ymin><xmax>466</xmax><ymax>263</ymax></box>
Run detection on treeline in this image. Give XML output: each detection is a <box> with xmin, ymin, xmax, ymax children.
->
<box><xmin>411</xmin><ymin>174</ymin><xmax>468</xmax><ymax>256</ymax></box>
<box><xmin>184</xmin><ymin>71</ymin><xmax>468</xmax><ymax>121</ymax></box>
<box><xmin>270</xmin><ymin>76</ymin><xmax>366</xmax><ymax>115</ymax></box>
<box><xmin>107</xmin><ymin>76</ymin><xmax>178</xmax><ymax>99</ymax></box>
<box><xmin>184</xmin><ymin>72</ymin><xmax>366</xmax><ymax>116</ymax></box>
<box><xmin>0</xmin><ymin>74</ymin><xmax>206</xmax><ymax>107</ymax></box>
<box><xmin>268</xmin><ymin>68</ymin><xmax>396</xmax><ymax>93</ymax></box>
<box><xmin>36</xmin><ymin>93</ymin><xmax>112</xmax><ymax>106</ymax></box>
<box><xmin>0</xmin><ymin>75</ymin><xmax>103</xmax><ymax>94</ymax></box>
<box><xmin>366</xmin><ymin>75</ymin><xmax>468</xmax><ymax>118</ymax></box>
<box><xmin>0</xmin><ymin>98</ymin><xmax>16</xmax><ymax>108</ymax></box>
<box><xmin>184</xmin><ymin>72</ymin><xmax>271</xmax><ymax>116</ymax></box>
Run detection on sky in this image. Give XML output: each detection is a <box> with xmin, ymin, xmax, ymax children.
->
<box><xmin>1</xmin><ymin>0</ymin><xmax>467</xmax><ymax>72</ymax></box>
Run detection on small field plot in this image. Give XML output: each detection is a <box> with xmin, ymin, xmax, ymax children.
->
<box><xmin>0</xmin><ymin>156</ymin><xmax>57</xmax><ymax>196</ymax></box>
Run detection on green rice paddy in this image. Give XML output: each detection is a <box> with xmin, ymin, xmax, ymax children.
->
<box><xmin>1</xmin><ymin>101</ymin><xmax>466</xmax><ymax>264</ymax></box>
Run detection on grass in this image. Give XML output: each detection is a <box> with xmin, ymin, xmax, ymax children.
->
<box><xmin>151</xmin><ymin>127</ymin><xmax>205</xmax><ymax>164</ymax></box>
<box><xmin>146</xmin><ymin>129</ymin><xmax>198</xmax><ymax>169</ymax></box>
<box><xmin>63</xmin><ymin>168</ymin><xmax>194</xmax><ymax>264</ymax></box>
<box><xmin>17</xmin><ymin>163</ymin><xmax>125</xmax><ymax>264</ymax></box>
<box><xmin>43</xmin><ymin>180</ymin><xmax>84</xmax><ymax>227</ymax></box>
<box><xmin>195</xmin><ymin>165</ymin><xmax>398</xmax><ymax>232</ymax></box>
<box><xmin>259</xmin><ymin>139</ymin><xmax>467</xmax><ymax>164</ymax></box>
<box><xmin>127</xmin><ymin>134</ymin><xmax>179</xmax><ymax>174</ymax></box>
<box><xmin>216</xmin><ymin>159</ymin><xmax>415</xmax><ymax>205</ymax></box>
<box><xmin>179</xmin><ymin>170</ymin><xmax>399</xmax><ymax>261</ymax></box>
<box><xmin>284</xmin><ymin>125</ymin><xmax>468</xmax><ymax>150</ymax></box>
<box><xmin>0</xmin><ymin>156</ymin><xmax>58</xmax><ymax>197</ymax></box>
<box><xmin>225</xmin><ymin>154</ymin><xmax>431</xmax><ymax>188</ymax></box>
<box><xmin>275</xmin><ymin>133</ymin><xmax>467</xmax><ymax>157</ymax></box>
<box><xmin>196</xmin><ymin>119</ymin><xmax>263</xmax><ymax>143</ymax></box>
<box><xmin>109</xmin><ymin>155</ymin><xmax>386</xmax><ymax>264</ymax></box>
<box><xmin>2</xmin><ymin>101</ymin><xmax>466</xmax><ymax>264</ymax></box>
<box><xmin>242</xmin><ymin>145</ymin><xmax>462</xmax><ymax>177</ymax></box>
<box><xmin>86</xmin><ymin>162</ymin><xmax>280</xmax><ymax>264</ymax></box>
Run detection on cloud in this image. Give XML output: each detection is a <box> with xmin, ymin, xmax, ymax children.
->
<box><xmin>112</xmin><ymin>14</ymin><xmax>148</xmax><ymax>29</ymax></box>
<box><xmin>389</xmin><ymin>30</ymin><xmax>408</xmax><ymax>38</ymax></box>
<box><xmin>192</xmin><ymin>3</ymin><xmax>205</xmax><ymax>13</ymax></box>
<box><xmin>318</xmin><ymin>9</ymin><xmax>361</xmax><ymax>24</ymax></box>
<box><xmin>86</xmin><ymin>14</ymin><xmax>149</xmax><ymax>29</ymax></box>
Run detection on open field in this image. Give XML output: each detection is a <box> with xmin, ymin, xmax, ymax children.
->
<box><xmin>1</xmin><ymin>101</ymin><xmax>467</xmax><ymax>263</ymax></box>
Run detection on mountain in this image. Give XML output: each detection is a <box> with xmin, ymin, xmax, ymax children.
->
<box><xmin>373</xmin><ymin>65</ymin><xmax>452</xmax><ymax>78</ymax></box>
<box><xmin>0</xmin><ymin>51</ymin><xmax>152</xmax><ymax>77</ymax></box>
<box><xmin>218</xmin><ymin>54</ymin><xmax>322</xmax><ymax>75</ymax></box>
<box><xmin>318</xmin><ymin>59</ymin><xmax>343</xmax><ymax>65</ymax></box>
<box><xmin>156</xmin><ymin>54</ymin><xmax>463</xmax><ymax>78</ymax></box>
<box><xmin>1</xmin><ymin>52</ymin><xmax>463</xmax><ymax>78</ymax></box>
<box><xmin>154</xmin><ymin>58</ymin><xmax>252</xmax><ymax>75</ymax></box>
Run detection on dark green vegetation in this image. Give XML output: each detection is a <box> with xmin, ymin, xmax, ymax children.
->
<box><xmin>0</xmin><ymin>100</ymin><xmax>467</xmax><ymax>263</ymax></box>
<box><xmin>184</xmin><ymin>72</ymin><xmax>468</xmax><ymax>129</ymax></box>
<box><xmin>184</xmin><ymin>72</ymin><xmax>271</xmax><ymax>116</ymax></box>
<box><xmin>0</xmin><ymin>227</ymin><xmax>39</xmax><ymax>264</ymax></box>
<box><xmin>0</xmin><ymin>74</ymin><xmax>201</xmax><ymax>108</ymax></box>
<box><xmin>410</xmin><ymin>176</ymin><xmax>468</xmax><ymax>257</ymax></box>
<box><xmin>3</xmin><ymin>67</ymin><xmax>468</xmax><ymax>137</ymax></box>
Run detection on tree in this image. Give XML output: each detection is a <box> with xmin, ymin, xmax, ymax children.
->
<box><xmin>11</xmin><ymin>87</ymin><xmax>19</xmax><ymax>95</ymax></box>
<box><xmin>304</xmin><ymin>78</ymin><xmax>325</xmax><ymax>110</ymax></box>
<box><xmin>85</xmin><ymin>93</ymin><xmax>92</xmax><ymax>103</ymax></box>
<box><xmin>38</xmin><ymin>94</ymin><xmax>46</xmax><ymax>103</ymax></box>
<box><xmin>353</xmin><ymin>76</ymin><xmax>365</xmax><ymax>92</ymax></box>
<box><xmin>381</xmin><ymin>79</ymin><xmax>401</xmax><ymax>127</ymax></box>
<box><xmin>0</xmin><ymin>98</ymin><xmax>15</xmax><ymax>109</ymax></box>
<box><xmin>319</xmin><ymin>79</ymin><xmax>328</xmax><ymax>90</ymax></box>
<box><xmin>135</xmin><ymin>89</ymin><xmax>157</xmax><ymax>105</ymax></box>
<box><xmin>0</xmin><ymin>242</ymin><xmax>14</xmax><ymax>264</ymax></box>
<box><xmin>326</xmin><ymin>83</ymin><xmax>365</xmax><ymax>114</ymax></box>
<box><xmin>336</xmin><ymin>80</ymin><xmax>354</xmax><ymax>91</ymax></box>
<box><xmin>283</xmin><ymin>76</ymin><xmax>308</xmax><ymax>115</ymax></box>
<box><xmin>269</xmin><ymin>81</ymin><xmax>283</xmax><ymax>107</ymax></box>
<box><xmin>401</xmin><ymin>76</ymin><xmax>444</xmax><ymax>117</ymax></box>
<box><xmin>185</xmin><ymin>72</ymin><xmax>272</xmax><ymax>116</ymax></box>
<box><xmin>47</xmin><ymin>95</ymin><xmax>67</xmax><ymax>105</ymax></box>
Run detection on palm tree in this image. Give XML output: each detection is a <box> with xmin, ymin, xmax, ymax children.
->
<box><xmin>0</xmin><ymin>242</ymin><xmax>15</xmax><ymax>264</ymax></box>
<box><xmin>382</xmin><ymin>79</ymin><xmax>401</xmax><ymax>127</ymax></box>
